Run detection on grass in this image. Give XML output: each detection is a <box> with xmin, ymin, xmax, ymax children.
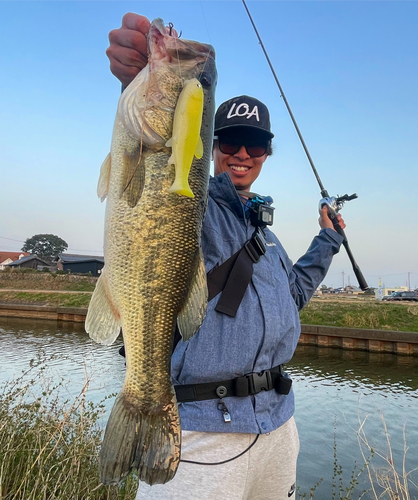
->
<box><xmin>0</xmin><ymin>291</ymin><xmax>91</xmax><ymax>308</ymax></box>
<box><xmin>297</xmin><ymin>417</ymin><xmax>372</xmax><ymax>500</ymax></box>
<box><xmin>0</xmin><ymin>360</ymin><xmax>138</xmax><ymax>500</ymax></box>
<box><xmin>0</xmin><ymin>270</ymin><xmax>96</xmax><ymax>292</ymax></box>
<box><xmin>300</xmin><ymin>299</ymin><xmax>418</xmax><ymax>332</ymax></box>
<box><xmin>357</xmin><ymin>414</ymin><xmax>418</xmax><ymax>500</ymax></box>
<box><xmin>297</xmin><ymin>415</ymin><xmax>418</xmax><ymax>499</ymax></box>
<box><xmin>64</xmin><ymin>282</ymin><xmax>96</xmax><ymax>292</ymax></box>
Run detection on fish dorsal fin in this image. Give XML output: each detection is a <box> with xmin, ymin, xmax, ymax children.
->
<box><xmin>195</xmin><ymin>136</ymin><xmax>203</xmax><ymax>159</ymax></box>
<box><xmin>85</xmin><ymin>271</ymin><xmax>121</xmax><ymax>346</ymax></box>
<box><xmin>177</xmin><ymin>249</ymin><xmax>208</xmax><ymax>341</ymax></box>
<box><xmin>97</xmin><ymin>153</ymin><xmax>111</xmax><ymax>201</ymax></box>
<box><xmin>121</xmin><ymin>144</ymin><xmax>146</xmax><ymax>208</ymax></box>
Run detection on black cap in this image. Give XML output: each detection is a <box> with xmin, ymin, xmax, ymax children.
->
<box><xmin>214</xmin><ymin>95</ymin><xmax>274</xmax><ymax>139</ymax></box>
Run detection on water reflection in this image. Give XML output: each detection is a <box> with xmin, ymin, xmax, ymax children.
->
<box><xmin>1</xmin><ymin>317</ymin><xmax>417</xmax><ymax>497</ymax></box>
<box><xmin>290</xmin><ymin>345</ymin><xmax>418</xmax><ymax>395</ymax></box>
<box><xmin>0</xmin><ymin>317</ymin><xmax>125</xmax><ymax>409</ymax></box>
<box><xmin>289</xmin><ymin>345</ymin><xmax>418</xmax><ymax>498</ymax></box>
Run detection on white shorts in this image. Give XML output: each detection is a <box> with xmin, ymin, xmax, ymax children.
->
<box><xmin>135</xmin><ymin>416</ymin><xmax>299</xmax><ymax>500</ymax></box>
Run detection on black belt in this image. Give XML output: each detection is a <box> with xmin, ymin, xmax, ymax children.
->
<box><xmin>174</xmin><ymin>364</ymin><xmax>292</xmax><ymax>403</ymax></box>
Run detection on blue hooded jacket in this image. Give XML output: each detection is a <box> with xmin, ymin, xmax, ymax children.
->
<box><xmin>172</xmin><ymin>172</ymin><xmax>343</xmax><ymax>434</ymax></box>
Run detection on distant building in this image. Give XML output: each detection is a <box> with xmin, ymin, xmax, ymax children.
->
<box><xmin>6</xmin><ymin>254</ymin><xmax>51</xmax><ymax>270</ymax></box>
<box><xmin>0</xmin><ymin>251</ymin><xmax>29</xmax><ymax>270</ymax></box>
<box><xmin>56</xmin><ymin>253</ymin><xmax>104</xmax><ymax>277</ymax></box>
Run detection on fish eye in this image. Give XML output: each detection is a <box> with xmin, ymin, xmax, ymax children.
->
<box><xmin>199</xmin><ymin>73</ymin><xmax>212</xmax><ymax>89</ymax></box>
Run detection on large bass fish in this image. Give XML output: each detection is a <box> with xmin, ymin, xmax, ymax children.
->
<box><xmin>86</xmin><ymin>18</ymin><xmax>216</xmax><ymax>486</ymax></box>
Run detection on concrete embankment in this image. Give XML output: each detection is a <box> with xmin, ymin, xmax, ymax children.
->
<box><xmin>0</xmin><ymin>304</ymin><xmax>87</xmax><ymax>323</ymax></box>
<box><xmin>299</xmin><ymin>324</ymin><xmax>418</xmax><ymax>355</ymax></box>
<box><xmin>1</xmin><ymin>303</ymin><xmax>417</xmax><ymax>356</ymax></box>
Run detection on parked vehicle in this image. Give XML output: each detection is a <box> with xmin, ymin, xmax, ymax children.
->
<box><xmin>383</xmin><ymin>291</ymin><xmax>418</xmax><ymax>302</ymax></box>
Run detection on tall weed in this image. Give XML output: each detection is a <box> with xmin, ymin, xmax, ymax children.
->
<box><xmin>358</xmin><ymin>414</ymin><xmax>418</xmax><ymax>500</ymax></box>
<box><xmin>0</xmin><ymin>360</ymin><xmax>138</xmax><ymax>500</ymax></box>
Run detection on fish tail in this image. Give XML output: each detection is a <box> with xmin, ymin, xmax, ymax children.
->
<box><xmin>99</xmin><ymin>393</ymin><xmax>181</xmax><ymax>486</ymax></box>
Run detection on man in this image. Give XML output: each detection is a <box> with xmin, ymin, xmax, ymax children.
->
<box><xmin>106</xmin><ymin>13</ymin><xmax>345</xmax><ymax>500</ymax></box>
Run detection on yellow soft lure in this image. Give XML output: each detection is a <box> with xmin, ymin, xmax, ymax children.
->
<box><xmin>166</xmin><ymin>78</ymin><xmax>204</xmax><ymax>198</ymax></box>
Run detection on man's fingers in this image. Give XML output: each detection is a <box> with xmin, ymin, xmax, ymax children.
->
<box><xmin>108</xmin><ymin>27</ymin><xmax>148</xmax><ymax>56</ymax></box>
<box><xmin>107</xmin><ymin>58</ymin><xmax>142</xmax><ymax>88</ymax></box>
<box><xmin>337</xmin><ymin>215</ymin><xmax>346</xmax><ymax>230</ymax></box>
<box><xmin>106</xmin><ymin>43</ymin><xmax>147</xmax><ymax>69</ymax></box>
<box><xmin>121</xmin><ymin>12</ymin><xmax>151</xmax><ymax>34</ymax></box>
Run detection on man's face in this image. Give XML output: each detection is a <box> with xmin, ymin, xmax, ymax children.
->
<box><xmin>212</xmin><ymin>128</ymin><xmax>269</xmax><ymax>191</ymax></box>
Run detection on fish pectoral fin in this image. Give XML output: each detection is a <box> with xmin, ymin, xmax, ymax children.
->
<box><xmin>177</xmin><ymin>249</ymin><xmax>208</xmax><ymax>341</ymax></box>
<box><xmin>97</xmin><ymin>153</ymin><xmax>111</xmax><ymax>201</ymax></box>
<box><xmin>121</xmin><ymin>144</ymin><xmax>146</xmax><ymax>208</ymax></box>
<box><xmin>194</xmin><ymin>135</ymin><xmax>203</xmax><ymax>159</ymax></box>
<box><xmin>85</xmin><ymin>272</ymin><xmax>121</xmax><ymax>345</ymax></box>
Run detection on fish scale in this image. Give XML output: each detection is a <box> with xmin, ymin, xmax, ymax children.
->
<box><xmin>86</xmin><ymin>18</ymin><xmax>216</xmax><ymax>486</ymax></box>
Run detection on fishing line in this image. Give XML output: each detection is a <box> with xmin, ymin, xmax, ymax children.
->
<box><xmin>241</xmin><ymin>0</ymin><xmax>325</xmax><ymax>192</ymax></box>
<box><xmin>170</xmin><ymin>18</ymin><xmax>213</xmax><ymax>109</ymax></box>
<box><xmin>199</xmin><ymin>0</ymin><xmax>212</xmax><ymax>46</ymax></box>
<box><xmin>241</xmin><ymin>1</ymin><xmax>370</xmax><ymax>291</ymax></box>
<box><xmin>198</xmin><ymin>2</ymin><xmax>216</xmax><ymax>80</ymax></box>
<box><xmin>180</xmin><ymin>434</ymin><xmax>259</xmax><ymax>465</ymax></box>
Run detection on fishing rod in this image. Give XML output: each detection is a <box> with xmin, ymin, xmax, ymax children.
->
<box><xmin>242</xmin><ymin>0</ymin><xmax>369</xmax><ymax>291</ymax></box>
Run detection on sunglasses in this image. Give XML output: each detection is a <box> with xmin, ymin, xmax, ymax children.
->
<box><xmin>214</xmin><ymin>136</ymin><xmax>268</xmax><ymax>158</ymax></box>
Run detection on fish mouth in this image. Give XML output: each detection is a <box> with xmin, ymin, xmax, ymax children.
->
<box><xmin>150</xmin><ymin>18</ymin><xmax>215</xmax><ymax>63</ymax></box>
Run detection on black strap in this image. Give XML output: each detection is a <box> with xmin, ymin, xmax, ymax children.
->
<box><xmin>175</xmin><ymin>364</ymin><xmax>292</xmax><ymax>403</ymax></box>
<box><xmin>209</xmin><ymin>227</ymin><xmax>267</xmax><ymax>317</ymax></box>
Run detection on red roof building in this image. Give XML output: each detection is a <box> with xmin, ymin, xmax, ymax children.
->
<box><xmin>0</xmin><ymin>251</ymin><xmax>30</xmax><ymax>270</ymax></box>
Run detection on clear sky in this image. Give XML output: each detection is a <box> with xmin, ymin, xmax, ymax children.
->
<box><xmin>1</xmin><ymin>1</ymin><xmax>417</xmax><ymax>289</ymax></box>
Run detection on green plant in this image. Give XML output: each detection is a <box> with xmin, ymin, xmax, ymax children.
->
<box><xmin>297</xmin><ymin>478</ymin><xmax>323</xmax><ymax>499</ymax></box>
<box><xmin>0</xmin><ymin>360</ymin><xmax>138</xmax><ymax>499</ymax></box>
<box><xmin>331</xmin><ymin>418</ymin><xmax>371</xmax><ymax>500</ymax></box>
<box><xmin>0</xmin><ymin>291</ymin><xmax>92</xmax><ymax>308</ymax></box>
<box><xmin>300</xmin><ymin>299</ymin><xmax>418</xmax><ymax>333</ymax></box>
<box><xmin>297</xmin><ymin>417</ymin><xmax>371</xmax><ymax>500</ymax></box>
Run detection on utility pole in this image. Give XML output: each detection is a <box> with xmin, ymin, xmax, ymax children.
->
<box><xmin>342</xmin><ymin>271</ymin><xmax>345</xmax><ymax>289</ymax></box>
<box><xmin>408</xmin><ymin>272</ymin><xmax>411</xmax><ymax>290</ymax></box>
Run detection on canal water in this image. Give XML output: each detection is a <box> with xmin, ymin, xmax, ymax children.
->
<box><xmin>1</xmin><ymin>317</ymin><xmax>417</xmax><ymax>498</ymax></box>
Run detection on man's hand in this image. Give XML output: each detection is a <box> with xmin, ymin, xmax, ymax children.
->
<box><xmin>106</xmin><ymin>13</ymin><xmax>151</xmax><ymax>88</ymax></box>
<box><xmin>318</xmin><ymin>206</ymin><xmax>346</xmax><ymax>232</ymax></box>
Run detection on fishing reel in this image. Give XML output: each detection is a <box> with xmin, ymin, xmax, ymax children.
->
<box><xmin>318</xmin><ymin>193</ymin><xmax>358</xmax><ymax>219</ymax></box>
<box><xmin>318</xmin><ymin>191</ymin><xmax>369</xmax><ymax>291</ymax></box>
